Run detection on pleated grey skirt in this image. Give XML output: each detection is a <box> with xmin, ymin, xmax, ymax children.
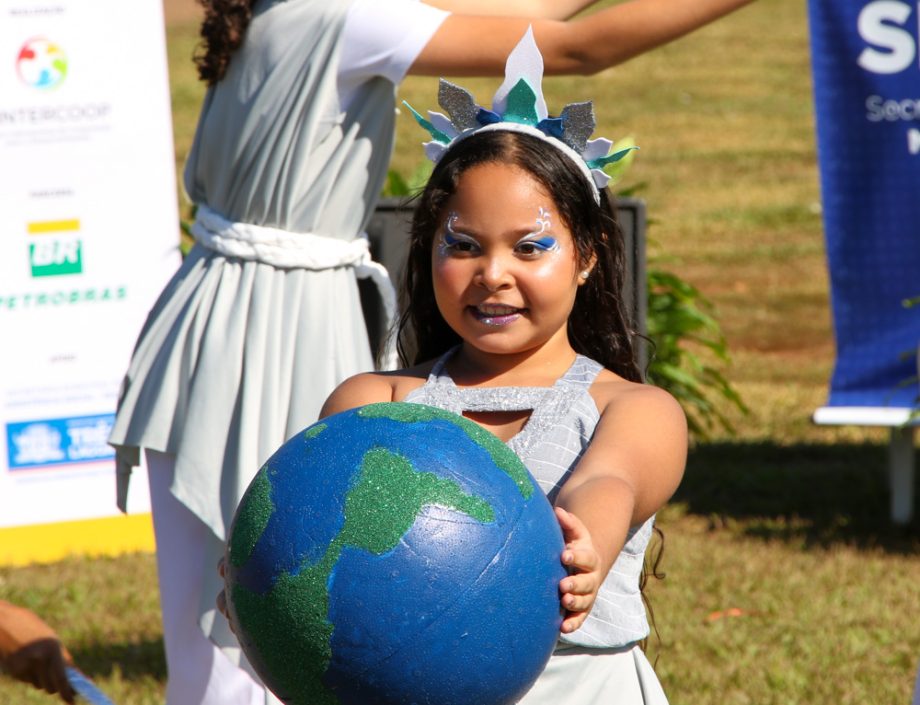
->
<box><xmin>109</xmin><ymin>243</ymin><xmax>374</xmax><ymax>541</ymax></box>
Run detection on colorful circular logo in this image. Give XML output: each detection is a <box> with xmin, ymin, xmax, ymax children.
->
<box><xmin>16</xmin><ymin>37</ymin><xmax>68</xmax><ymax>89</ymax></box>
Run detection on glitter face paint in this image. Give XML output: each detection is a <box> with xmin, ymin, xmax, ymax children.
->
<box><xmin>438</xmin><ymin>208</ymin><xmax>561</xmax><ymax>260</ymax></box>
<box><xmin>515</xmin><ymin>207</ymin><xmax>561</xmax><ymax>256</ymax></box>
<box><xmin>432</xmin><ymin>162</ymin><xmax>585</xmax><ymax>359</ymax></box>
<box><xmin>436</xmin><ymin>211</ymin><xmax>478</xmax><ymax>259</ymax></box>
<box><xmin>436</xmin><ymin>207</ymin><xmax>565</xmax><ymax>326</ymax></box>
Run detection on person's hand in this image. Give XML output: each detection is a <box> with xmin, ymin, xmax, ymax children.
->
<box><xmin>0</xmin><ymin>602</ymin><xmax>76</xmax><ymax>703</ymax></box>
<box><xmin>555</xmin><ymin>506</ymin><xmax>604</xmax><ymax>634</ymax></box>
<box><xmin>5</xmin><ymin>639</ymin><xmax>76</xmax><ymax>703</ymax></box>
<box><xmin>216</xmin><ymin>556</ymin><xmax>237</xmax><ymax>637</ymax></box>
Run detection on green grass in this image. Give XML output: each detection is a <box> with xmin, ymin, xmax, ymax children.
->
<box><xmin>2</xmin><ymin>1</ymin><xmax>918</xmax><ymax>703</ymax></box>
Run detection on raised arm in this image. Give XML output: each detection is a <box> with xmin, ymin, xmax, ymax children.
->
<box><xmin>552</xmin><ymin>383</ymin><xmax>687</xmax><ymax>633</ymax></box>
<box><xmin>424</xmin><ymin>0</ymin><xmax>597</xmax><ymax>22</ymax></box>
<box><xmin>410</xmin><ymin>0</ymin><xmax>755</xmax><ymax>76</ymax></box>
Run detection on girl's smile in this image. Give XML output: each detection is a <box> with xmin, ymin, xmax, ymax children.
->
<box><xmin>432</xmin><ymin>161</ymin><xmax>590</xmax><ymax>363</ymax></box>
<box><xmin>469</xmin><ymin>303</ymin><xmax>524</xmax><ymax>327</ymax></box>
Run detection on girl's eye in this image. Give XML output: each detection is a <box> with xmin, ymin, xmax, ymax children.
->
<box><xmin>516</xmin><ymin>236</ymin><xmax>559</xmax><ymax>257</ymax></box>
<box><xmin>441</xmin><ymin>232</ymin><xmax>480</xmax><ymax>256</ymax></box>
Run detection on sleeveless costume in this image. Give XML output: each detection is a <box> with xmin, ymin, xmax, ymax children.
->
<box><xmin>405</xmin><ymin>348</ymin><xmax>669</xmax><ymax>704</ymax></box>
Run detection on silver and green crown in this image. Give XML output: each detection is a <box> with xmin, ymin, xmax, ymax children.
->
<box><xmin>404</xmin><ymin>27</ymin><xmax>637</xmax><ymax>202</ymax></box>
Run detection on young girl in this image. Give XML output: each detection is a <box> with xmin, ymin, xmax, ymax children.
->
<box><xmin>319</xmin><ymin>31</ymin><xmax>688</xmax><ymax>703</ymax></box>
<box><xmin>113</xmin><ymin>0</ymin><xmax>750</xmax><ymax>700</ymax></box>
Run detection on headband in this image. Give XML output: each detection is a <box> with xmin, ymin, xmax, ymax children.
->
<box><xmin>404</xmin><ymin>27</ymin><xmax>637</xmax><ymax>204</ymax></box>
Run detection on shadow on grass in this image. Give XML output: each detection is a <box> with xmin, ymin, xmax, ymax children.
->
<box><xmin>70</xmin><ymin>638</ymin><xmax>166</xmax><ymax>682</ymax></box>
<box><xmin>676</xmin><ymin>441</ymin><xmax>919</xmax><ymax>552</ymax></box>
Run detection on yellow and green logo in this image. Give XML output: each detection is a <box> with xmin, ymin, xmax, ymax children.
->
<box><xmin>28</xmin><ymin>219</ymin><xmax>82</xmax><ymax>277</ymax></box>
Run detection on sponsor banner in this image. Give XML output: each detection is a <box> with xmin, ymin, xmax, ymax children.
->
<box><xmin>0</xmin><ymin>0</ymin><xmax>182</xmax><ymax>531</ymax></box>
<box><xmin>7</xmin><ymin>414</ymin><xmax>115</xmax><ymax>470</ymax></box>
<box><xmin>807</xmin><ymin>0</ymin><xmax>920</xmax><ymax>408</ymax></box>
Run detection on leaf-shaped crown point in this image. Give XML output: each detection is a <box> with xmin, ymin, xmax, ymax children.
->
<box><xmin>492</xmin><ymin>26</ymin><xmax>547</xmax><ymax>120</ymax></box>
<box><xmin>504</xmin><ymin>79</ymin><xmax>540</xmax><ymax>125</ymax></box>
<box><xmin>559</xmin><ymin>102</ymin><xmax>595</xmax><ymax>153</ymax></box>
<box><xmin>404</xmin><ymin>101</ymin><xmax>451</xmax><ymax>144</ymax></box>
<box><xmin>438</xmin><ymin>80</ymin><xmax>480</xmax><ymax>131</ymax></box>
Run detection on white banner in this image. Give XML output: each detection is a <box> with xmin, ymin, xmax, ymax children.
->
<box><xmin>0</xmin><ymin>0</ymin><xmax>181</xmax><ymax>529</ymax></box>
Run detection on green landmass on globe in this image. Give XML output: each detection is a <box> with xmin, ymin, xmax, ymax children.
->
<box><xmin>227</xmin><ymin>403</ymin><xmax>535</xmax><ymax>705</ymax></box>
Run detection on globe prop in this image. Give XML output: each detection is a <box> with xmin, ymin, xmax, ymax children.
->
<box><xmin>225</xmin><ymin>401</ymin><xmax>566</xmax><ymax>705</ymax></box>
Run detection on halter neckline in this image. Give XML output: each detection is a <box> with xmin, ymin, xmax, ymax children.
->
<box><xmin>415</xmin><ymin>346</ymin><xmax>602</xmax><ymax>458</ymax></box>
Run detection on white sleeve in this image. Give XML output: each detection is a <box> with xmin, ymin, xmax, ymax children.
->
<box><xmin>338</xmin><ymin>0</ymin><xmax>449</xmax><ymax>101</ymax></box>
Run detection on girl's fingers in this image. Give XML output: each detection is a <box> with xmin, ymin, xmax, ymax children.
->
<box><xmin>561</xmin><ymin>611</ymin><xmax>589</xmax><ymax>634</ymax></box>
<box><xmin>560</xmin><ymin>573</ymin><xmax>597</xmax><ymax>597</ymax></box>
<box><xmin>554</xmin><ymin>506</ymin><xmax>588</xmax><ymax>542</ymax></box>
<box><xmin>561</xmin><ymin>546</ymin><xmax>598</xmax><ymax>573</ymax></box>
<box><xmin>561</xmin><ymin>591</ymin><xmax>595</xmax><ymax>613</ymax></box>
<box><xmin>216</xmin><ymin>589</ymin><xmax>228</xmax><ymax>617</ymax></box>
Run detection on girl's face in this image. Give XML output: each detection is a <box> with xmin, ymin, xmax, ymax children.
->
<box><xmin>432</xmin><ymin>161</ymin><xmax>588</xmax><ymax>360</ymax></box>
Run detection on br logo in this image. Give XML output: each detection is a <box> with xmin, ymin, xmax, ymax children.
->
<box><xmin>27</xmin><ymin>220</ymin><xmax>83</xmax><ymax>277</ymax></box>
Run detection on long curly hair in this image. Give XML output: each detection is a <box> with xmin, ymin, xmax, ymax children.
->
<box><xmin>194</xmin><ymin>0</ymin><xmax>257</xmax><ymax>85</ymax></box>
<box><xmin>397</xmin><ymin>130</ymin><xmax>642</xmax><ymax>382</ymax></box>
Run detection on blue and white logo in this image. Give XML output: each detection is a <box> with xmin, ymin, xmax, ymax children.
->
<box><xmin>7</xmin><ymin>414</ymin><xmax>115</xmax><ymax>469</ymax></box>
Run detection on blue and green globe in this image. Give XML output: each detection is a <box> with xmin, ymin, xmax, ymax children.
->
<box><xmin>225</xmin><ymin>402</ymin><xmax>566</xmax><ymax>705</ymax></box>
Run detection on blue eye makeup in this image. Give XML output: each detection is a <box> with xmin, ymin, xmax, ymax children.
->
<box><xmin>437</xmin><ymin>212</ymin><xmax>480</xmax><ymax>257</ymax></box>
<box><xmin>518</xmin><ymin>236</ymin><xmax>560</xmax><ymax>252</ymax></box>
<box><xmin>437</xmin><ymin>208</ymin><xmax>562</xmax><ymax>258</ymax></box>
<box><xmin>516</xmin><ymin>208</ymin><xmax>561</xmax><ymax>255</ymax></box>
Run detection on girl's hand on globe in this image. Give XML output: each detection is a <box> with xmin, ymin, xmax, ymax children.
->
<box><xmin>554</xmin><ymin>507</ymin><xmax>603</xmax><ymax>634</ymax></box>
<box><xmin>215</xmin><ymin>557</ymin><xmax>238</xmax><ymax>636</ymax></box>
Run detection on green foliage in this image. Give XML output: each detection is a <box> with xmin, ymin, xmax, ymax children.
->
<box><xmin>645</xmin><ymin>269</ymin><xmax>748</xmax><ymax>438</ymax></box>
<box><xmin>381</xmin><ymin>162</ymin><xmax>432</xmax><ymax>198</ymax></box>
<box><xmin>179</xmin><ymin>204</ymin><xmax>196</xmax><ymax>256</ymax></box>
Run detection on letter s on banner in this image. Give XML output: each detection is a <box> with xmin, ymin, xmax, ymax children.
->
<box><xmin>857</xmin><ymin>0</ymin><xmax>916</xmax><ymax>74</ymax></box>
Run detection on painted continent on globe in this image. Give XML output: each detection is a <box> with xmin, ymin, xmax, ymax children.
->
<box><xmin>225</xmin><ymin>402</ymin><xmax>565</xmax><ymax>705</ymax></box>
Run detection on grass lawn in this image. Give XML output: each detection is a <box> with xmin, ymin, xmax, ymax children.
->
<box><xmin>2</xmin><ymin>0</ymin><xmax>918</xmax><ymax>703</ymax></box>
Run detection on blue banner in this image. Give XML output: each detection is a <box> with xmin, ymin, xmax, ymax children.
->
<box><xmin>807</xmin><ymin>0</ymin><xmax>920</xmax><ymax>407</ymax></box>
<box><xmin>6</xmin><ymin>414</ymin><xmax>115</xmax><ymax>470</ymax></box>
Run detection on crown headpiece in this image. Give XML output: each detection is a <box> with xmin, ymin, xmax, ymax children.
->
<box><xmin>405</xmin><ymin>27</ymin><xmax>636</xmax><ymax>204</ymax></box>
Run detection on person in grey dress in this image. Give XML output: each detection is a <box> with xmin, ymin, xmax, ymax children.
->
<box><xmin>320</xmin><ymin>40</ymin><xmax>688</xmax><ymax>698</ymax></box>
<box><xmin>110</xmin><ymin>0</ymin><xmax>754</xmax><ymax>702</ymax></box>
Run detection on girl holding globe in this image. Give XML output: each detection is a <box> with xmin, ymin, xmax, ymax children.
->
<box><xmin>318</xmin><ymin>29</ymin><xmax>687</xmax><ymax>703</ymax></box>
<box><xmin>113</xmin><ymin>0</ymin><xmax>750</xmax><ymax>702</ymax></box>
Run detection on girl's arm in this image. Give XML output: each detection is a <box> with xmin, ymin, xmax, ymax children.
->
<box><xmin>409</xmin><ymin>0</ymin><xmax>754</xmax><ymax>77</ymax></box>
<box><xmin>319</xmin><ymin>373</ymin><xmax>396</xmax><ymax>419</ymax></box>
<box><xmin>423</xmin><ymin>0</ymin><xmax>596</xmax><ymax>22</ymax></box>
<box><xmin>553</xmin><ymin>384</ymin><xmax>687</xmax><ymax>633</ymax></box>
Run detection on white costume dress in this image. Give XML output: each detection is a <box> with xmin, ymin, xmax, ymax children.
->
<box><xmin>108</xmin><ymin>0</ymin><xmax>447</xmax><ymax>702</ymax></box>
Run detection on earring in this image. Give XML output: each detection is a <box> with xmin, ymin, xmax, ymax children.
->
<box><xmin>579</xmin><ymin>270</ymin><xmax>590</xmax><ymax>280</ymax></box>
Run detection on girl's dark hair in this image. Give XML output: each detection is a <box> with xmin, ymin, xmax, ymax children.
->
<box><xmin>397</xmin><ymin>129</ymin><xmax>642</xmax><ymax>382</ymax></box>
<box><xmin>194</xmin><ymin>0</ymin><xmax>257</xmax><ymax>85</ymax></box>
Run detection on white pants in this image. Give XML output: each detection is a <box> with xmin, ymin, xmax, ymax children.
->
<box><xmin>147</xmin><ymin>450</ymin><xmax>273</xmax><ymax>705</ymax></box>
